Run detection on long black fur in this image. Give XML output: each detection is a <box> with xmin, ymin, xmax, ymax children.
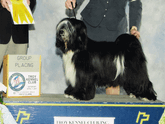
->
<box><xmin>56</xmin><ymin>18</ymin><xmax>157</xmax><ymax>101</ymax></box>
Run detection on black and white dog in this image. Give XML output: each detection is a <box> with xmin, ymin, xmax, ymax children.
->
<box><xmin>56</xmin><ymin>18</ymin><xmax>157</xmax><ymax>101</ymax></box>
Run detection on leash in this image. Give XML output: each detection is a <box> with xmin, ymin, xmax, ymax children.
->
<box><xmin>70</xmin><ymin>2</ymin><xmax>76</xmax><ymax>19</ymax></box>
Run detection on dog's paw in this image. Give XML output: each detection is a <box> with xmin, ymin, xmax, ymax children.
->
<box><xmin>129</xmin><ymin>93</ymin><xmax>136</xmax><ymax>98</ymax></box>
<box><xmin>64</xmin><ymin>94</ymin><xmax>71</xmax><ymax>98</ymax></box>
<box><xmin>69</xmin><ymin>95</ymin><xmax>80</xmax><ymax>101</ymax></box>
<box><xmin>64</xmin><ymin>94</ymin><xmax>80</xmax><ymax>101</ymax></box>
<box><xmin>141</xmin><ymin>98</ymin><xmax>150</xmax><ymax>101</ymax></box>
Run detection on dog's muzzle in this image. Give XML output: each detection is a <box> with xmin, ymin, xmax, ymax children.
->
<box><xmin>59</xmin><ymin>29</ymin><xmax>70</xmax><ymax>51</ymax></box>
<box><xmin>59</xmin><ymin>29</ymin><xmax>69</xmax><ymax>41</ymax></box>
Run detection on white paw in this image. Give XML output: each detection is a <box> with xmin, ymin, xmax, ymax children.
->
<box><xmin>69</xmin><ymin>95</ymin><xmax>75</xmax><ymax>100</ymax></box>
<box><xmin>69</xmin><ymin>95</ymin><xmax>79</xmax><ymax>101</ymax></box>
<box><xmin>129</xmin><ymin>93</ymin><xmax>136</xmax><ymax>98</ymax></box>
<box><xmin>141</xmin><ymin>98</ymin><xmax>149</xmax><ymax>101</ymax></box>
<box><xmin>64</xmin><ymin>94</ymin><xmax>70</xmax><ymax>98</ymax></box>
<box><xmin>64</xmin><ymin>94</ymin><xmax>80</xmax><ymax>101</ymax></box>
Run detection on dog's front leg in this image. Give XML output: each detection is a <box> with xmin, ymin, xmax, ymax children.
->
<box><xmin>64</xmin><ymin>84</ymin><xmax>74</xmax><ymax>98</ymax></box>
<box><xmin>67</xmin><ymin>82</ymin><xmax>96</xmax><ymax>101</ymax></box>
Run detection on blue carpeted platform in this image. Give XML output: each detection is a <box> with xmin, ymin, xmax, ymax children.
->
<box><xmin>4</xmin><ymin>94</ymin><xmax>165</xmax><ymax>124</ymax></box>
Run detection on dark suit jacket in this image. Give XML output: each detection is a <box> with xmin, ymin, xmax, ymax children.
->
<box><xmin>0</xmin><ymin>0</ymin><xmax>36</xmax><ymax>44</ymax></box>
<box><xmin>76</xmin><ymin>0</ymin><xmax>142</xmax><ymax>41</ymax></box>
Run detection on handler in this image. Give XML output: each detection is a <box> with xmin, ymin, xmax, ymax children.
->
<box><xmin>65</xmin><ymin>0</ymin><xmax>142</xmax><ymax>41</ymax></box>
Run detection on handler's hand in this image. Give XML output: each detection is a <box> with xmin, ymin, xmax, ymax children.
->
<box><xmin>65</xmin><ymin>0</ymin><xmax>76</xmax><ymax>9</ymax></box>
<box><xmin>1</xmin><ymin>0</ymin><xmax>11</xmax><ymax>12</ymax></box>
<box><xmin>26</xmin><ymin>0</ymin><xmax>30</xmax><ymax>6</ymax></box>
<box><xmin>130</xmin><ymin>26</ymin><xmax>140</xmax><ymax>39</ymax></box>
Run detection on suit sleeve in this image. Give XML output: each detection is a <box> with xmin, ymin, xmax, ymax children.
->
<box><xmin>30</xmin><ymin>0</ymin><xmax>36</xmax><ymax>12</ymax></box>
<box><xmin>0</xmin><ymin>2</ymin><xmax>3</xmax><ymax>10</ymax></box>
<box><xmin>129</xmin><ymin>0</ymin><xmax>142</xmax><ymax>31</ymax></box>
<box><xmin>76</xmin><ymin>0</ymin><xmax>84</xmax><ymax>6</ymax></box>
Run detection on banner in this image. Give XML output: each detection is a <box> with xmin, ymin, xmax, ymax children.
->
<box><xmin>9</xmin><ymin>0</ymin><xmax>34</xmax><ymax>24</ymax></box>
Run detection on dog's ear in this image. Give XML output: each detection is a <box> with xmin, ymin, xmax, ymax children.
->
<box><xmin>77</xmin><ymin>23</ymin><xmax>88</xmax><ymax>50</ymax></box>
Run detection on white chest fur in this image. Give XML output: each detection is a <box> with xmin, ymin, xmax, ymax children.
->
<box><xmin>62</xmin><ymin>51</ymin><xmax>76</xmax><ymax>87</ymax></box>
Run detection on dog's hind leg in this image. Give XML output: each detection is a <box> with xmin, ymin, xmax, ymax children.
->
<box><xmin>123</xmin><ymin>79</ymin><xmax>157</xmax><ymax>101</ymax></box>
<box><xmin>116</xmin><ymin>34</ymin><xmax>157</xmax><ymax>101</ymax></box>
<box><xmin>135</xmin><ymin>80</ymin><xmax>157</xmax><ymax>101</ymax></box>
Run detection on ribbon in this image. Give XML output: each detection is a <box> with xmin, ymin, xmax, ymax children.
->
<box><xmin>11</xmin><ymin>0</ymin><xmax>34</xmax><ymax>24</ymax></box>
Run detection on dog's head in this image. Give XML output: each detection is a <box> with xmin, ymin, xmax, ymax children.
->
<box><xmin>56</xmin><ymin>18</ymin><xmax>88</xmax><ymax>53</ymax></box>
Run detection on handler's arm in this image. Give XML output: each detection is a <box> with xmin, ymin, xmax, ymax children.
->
<box><xmin>129</xmin><ymin>0</ymin><xmax>142</xmax><ymax>39</ymax></box>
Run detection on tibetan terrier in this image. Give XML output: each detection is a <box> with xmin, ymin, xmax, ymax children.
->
<box><xmin>56</xmin><ymin>18</ymin><xmax>157</xmax><ymax>101</ymax></box>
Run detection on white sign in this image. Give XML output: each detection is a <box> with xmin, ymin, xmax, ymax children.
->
<box><xmin>54</xmin><ymin>117</ymin><xmax>115</xmax><ymax>124</ymax></box>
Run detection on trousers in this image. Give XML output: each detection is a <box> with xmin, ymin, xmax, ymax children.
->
<box><xmin>0</xmin><ymin>37</ymin><xmax>28</xmax><ymax>72</ymax></box>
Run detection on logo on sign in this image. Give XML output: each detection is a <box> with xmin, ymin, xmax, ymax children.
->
<box><xmin>9</xmin><ymin>73</ymin><xmax>25</xmax><ymax>91</ymax></box>
<box><xmin>136</xmin><ymin>111</ymin><xmax>150</xmax><ymax>124</ymax></box>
